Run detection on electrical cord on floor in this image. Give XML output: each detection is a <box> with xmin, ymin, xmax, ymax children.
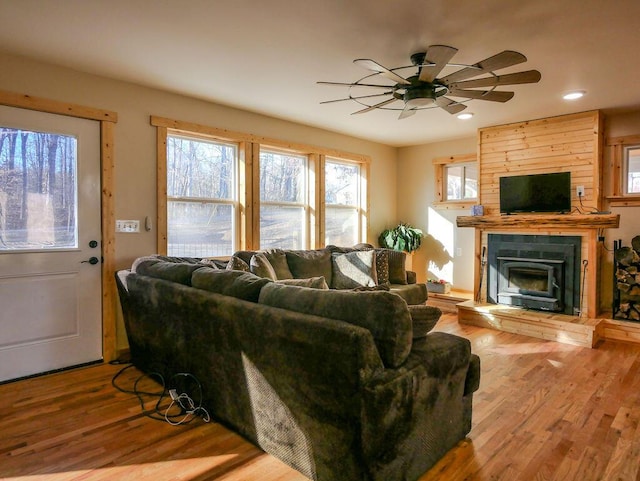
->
<box><xmin>111</xmin><ymin>364</ymin><xmax>210</xmax><ymax>425</ymax></box>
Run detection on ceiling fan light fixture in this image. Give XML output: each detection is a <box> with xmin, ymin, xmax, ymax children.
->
<box><xmin>457</xmin><ymin>112</ymin><xmax>474</xmax><ymax>120</ymax></box>
<box><xmin>563</xmin><ymin>90</ymin><xmax>586</xmax><ymax>100</ymax></box>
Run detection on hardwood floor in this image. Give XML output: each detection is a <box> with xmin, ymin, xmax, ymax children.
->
<box><xmin>2</xmin><ymin>313</ymin><xmax>640</xmax><ymax>480</ymax></box>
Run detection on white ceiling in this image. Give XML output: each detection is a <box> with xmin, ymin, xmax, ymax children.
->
<box><xmin>1</xmin><ymin>0</ymin><xmax>640</xmax><ymax>147</ymax></box>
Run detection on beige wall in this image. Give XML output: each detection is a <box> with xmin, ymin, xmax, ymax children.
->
<box><xmin>397</xmin><ymin>136</ymin><xmax>478</xmax><ymax>291</ymax></box>
<box><xmin>0</xmin><ymin>51</ymin><xmax>398</xmax><ymax>349</ymax></box>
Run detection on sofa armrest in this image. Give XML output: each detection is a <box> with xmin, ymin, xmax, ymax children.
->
<box><xmin>406</xmin><ymin>270</ymin><xmax>417</xmax><ymax>284</ymax></box>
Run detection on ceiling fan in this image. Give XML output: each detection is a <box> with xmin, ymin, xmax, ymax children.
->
<box><xmin>318</xmin><ymin>45</ymin><xmax>541</xmax><ymax>119</ymax></box>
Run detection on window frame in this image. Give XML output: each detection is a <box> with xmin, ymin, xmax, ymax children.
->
<box><xmin>323</xmin><ymin>156</ymin><xmax>367</xmax><ymax>246</ymax></box>
<box><xmin>432</xmin><ymin>153</ymin><xmax>478</xmax><ymax>209</ymax></box>
<box><xmin>164</xmin><ymin>133</ymin><xmax>241</xmax><ymax>257</ymax></box>
<box><xmin>152</xmin><ymin>116</ymin><xmax>369</xmax><ymax>254</ymax></box>
<box><xmin>257</xmin><ymin>146</ymin><xmax>312</xmax><ymax>250</ymax></box>
<box><xmin>606</xmin><ymin>134</ymin><xmax>640</xmax><ymax>206</ymax></box>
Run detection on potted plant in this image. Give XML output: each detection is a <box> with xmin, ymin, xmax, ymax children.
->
<box><xmin>378</xmin><ymin>222</ymin><xmax>423</xmax><ymax>253</ymax></box>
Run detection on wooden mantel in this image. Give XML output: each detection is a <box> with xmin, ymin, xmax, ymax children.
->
<box><xmin>456</xmin><ymin>213</ymin><xmax>620</xmax><ymax>230</ymax></box>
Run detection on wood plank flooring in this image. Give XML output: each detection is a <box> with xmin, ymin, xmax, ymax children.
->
<box><xmin>2</xmin><ymin>313</ymin><xmax>640</xmax><ymax>480</ymax></box>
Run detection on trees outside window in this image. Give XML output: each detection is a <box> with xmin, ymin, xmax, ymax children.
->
<box><xmin>325</xmin><ymin>159</ymin><xmax>361</xmax><ymax>246</ymax></box>
<box><xmin>259</xmin><ymin>149</ymin><xmax>307</xmax><ymax>250</ymax></box>
<box><xmin>166</xmin><ymin>135</ymin><xmax>238</xmax><ymax>257</ymax></box>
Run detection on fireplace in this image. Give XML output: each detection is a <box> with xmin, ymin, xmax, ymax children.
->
<box><xmin>487</xmin><ymin>234</ymin><xmax>582</xmax><ymax>315</ymax></box>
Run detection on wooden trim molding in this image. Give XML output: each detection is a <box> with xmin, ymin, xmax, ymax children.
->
<box><xmin>0</xmin><ymin>90</ymin><xmax>118</xmax><ymax>362</ymax></box>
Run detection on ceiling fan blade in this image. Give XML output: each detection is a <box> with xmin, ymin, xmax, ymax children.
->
<box><xmin>449</xmin><ymin>70</ymin><xmax>541</xmax><ymax>89</ymax></box>
<box><xmin>398</xmin><ymin>106</ymin><xmax>417</xmax><ymax>120</ymax></box>
<box><xmin>320</xmin><ymin>92</ymin><xmax>394</xmax><ymax>104</ymax></box>
<box><xmin>351</xmin><ymin>97</ymin><xmax>400</xmax><ymax>115</ymax></box>
<box><xmin>419</xmin><ymin>45</ymin><xmax>458</xmax><ymax>83</ymax></box>
<box><xmin>317</xmin><ymin>81</ymin><xmax>398</xmax><ymax>89</ymax></box>
<box><xmin>354</xmin><ymin>59</ymin><xmax>411</xmax><ymax>85</ymax></box>
<box><xmin>440</xmin><ymin>50</ymin><xmax>527</xmax><ymax>84</ymax></box>
<box><xmin>435</xmin><ymin>97</ymin><xmax>467</xmax><ymax>115</ymax></box>
<box><xmin>447</xmin><ymin>89</ymin><xmax>515</xmax><ymax>102</ymax></box>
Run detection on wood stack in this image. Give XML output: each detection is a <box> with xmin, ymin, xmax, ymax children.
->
<box><xmin>615</xmin><ymin>235</ymin><xmax>640</xmax><ymax>320</ymax></box>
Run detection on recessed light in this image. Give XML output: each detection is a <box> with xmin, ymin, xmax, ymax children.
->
<box><xmin>457</xmin><ymin>112</ymin><xmax>474</xmax><ymax>120</ymax></box>
<box><xmin>563</xmin><ymin>90</ymin><xmax>586</xmax><ymax>100</ymax></box>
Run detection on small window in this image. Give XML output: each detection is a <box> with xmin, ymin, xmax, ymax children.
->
<box><xmin>445</xmin><ymin>162</ymin><xmax>477</xmax><ymax>201</ymax></box>
<box><xmin>624</xmin><ymin>145</ymin><xmax>640</xmax><ymax>194</ymax></box>
<box><xmin>432</xmin><ymin>153</ymin><xmax>477</xmax><ymax>209</ymax></box>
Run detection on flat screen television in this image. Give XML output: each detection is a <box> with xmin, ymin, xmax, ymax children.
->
<box><xmin>499</xmin><ymin>172</ymin><xmax>571</xmax><ymax>214</ymax></box>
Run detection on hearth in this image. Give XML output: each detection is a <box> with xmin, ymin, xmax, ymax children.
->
<box><xmin>487</xmin><ymin>234</ymin><xmax>582</xmax><ymax>315</ymax></box>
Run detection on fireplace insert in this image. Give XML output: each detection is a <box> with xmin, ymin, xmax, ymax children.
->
<box><xmin>487</xmin><ymin>234</ymin><xmax>581</xmax><ymax>315</ymax></box>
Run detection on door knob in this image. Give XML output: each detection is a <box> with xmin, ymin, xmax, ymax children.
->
<box><xmin>81</xmin><ymin>257</ymin><xmax>100</xmax><ymax>265</ymax></box>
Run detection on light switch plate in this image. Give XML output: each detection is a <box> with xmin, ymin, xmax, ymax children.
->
<box><xmin>116</xmin><ymin>220</ymin><xmax>140</xmax><ymax>233</ymax></box>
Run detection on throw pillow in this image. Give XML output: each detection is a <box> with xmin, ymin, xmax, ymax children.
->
<box><xmin>386</xmin><ymin>249</ymin><xmax>407</xmax><ymax>285</ymax></box>
<box><xmin>374</xmin><ymin>248</ymin><xmax>390</xmax><ymax>285</ymax></box>
<box><xmin>331</xmin><ymin>250</ymin><xmax>378</xmax><ymax>289</ymax></box>
<box><xmin>263</xmin><ymin>249</ymin><xmax>293</xmax><ymax>279</ymax></box>
<box><xmin>276</xmin><ymin>276</ymin><xmax>329</xmax><ymax>289</ymax></box>
<box><xmin>249</xmin><ymin>253</ymin><xmax>278</xmax><ymax>280</ymax></box>
<box><xmin>226</xmin><ymin>255</ymin><xmax>250</xmax><ymax>272</ymax></box>
<box><xmin>408</xmin><ymin>305</ymin><xmax>442</xmax><ymax>338</ymax></box>
<box><xmin>134</xmin><ymin>259</ymin><xmax>203</xmax><ymax>286</ymax></box>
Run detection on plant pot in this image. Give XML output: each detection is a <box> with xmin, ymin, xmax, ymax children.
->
<box><xmin>427</xmin><ymin>281</ymin><xmax>451</xmax><ymax>294</ymax></box>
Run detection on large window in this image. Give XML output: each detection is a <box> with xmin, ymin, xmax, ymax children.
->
<box><xmin>259</xmin><ymin>149</ymin><xmax>308</xmax><ymax>249</ymax></box>
<box><xmin>166</xmin><ymin>134</ymin><xmax>238</xmax><ymax>257</ymax></box>
<box><xmin>325</xmin><ymin>159</ymin><xmax>361</xmax><ymax>246</ymax></box>
<box><xmin>153</xmin><ymin>116</ymin><xmax>369</xmax><ymax>254</ymax></box>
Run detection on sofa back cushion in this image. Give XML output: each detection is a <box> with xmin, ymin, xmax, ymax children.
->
<box><xmin>258</xmin><ymin>282</ymin><xmax>412</xmax><ymax>368</ymax></box>
<box><xmin>285</xmin><ymin>249</ymin><xmax>332</xmax><ymax>285</ymax></box>
<box><xmin>133</xmin><ymin>258</ymin><xmax>205</xmax><ymax>286</ymax></box>
<box><xmin>192</xmin><ymin>267</ymin><xmax>271</xmax><ymax>302</ymax></box>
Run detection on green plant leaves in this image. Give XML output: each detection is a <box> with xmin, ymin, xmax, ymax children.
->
<box><xmin>378</xmin><ymin>223</ymin><xmax>423</xmax><ymax>253</ymax></box>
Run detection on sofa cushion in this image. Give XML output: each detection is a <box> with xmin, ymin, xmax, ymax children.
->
<box><xmin>285</xmin><ymin>249</ymin><xmax>332</xmax><ymax>284</ymax></box>
<box><xmin>331</xmin><ymin>250</ymin><xmax>378</xmax><ymax>289</ymax></box>
<box><xmin>133</xmin><ymin>259</ymin><xmax>204</xmax><ymax>286</ymax></box>
<box><xmin>258</xmin><ymin>282</ymin><xmax>412</xmax><ymax>368</ymax></box>
<box><xmin>249</xmin><ymin>253</ymin><xmax>278</xmax><ymax>280</ymax></box>
<box><xmin>192</xmin><ymin>267</ymin><xmax>271</xmax><ymax>302</ymax></box>
<box><xmin>408</xmin><ymin>305</ymin><xmax>441</xmax><ymax>338</ymax></box>
<box><xmin>226</xmin><ymin>255</ymin><xmax>250</xmax><ymax>272</ymax></box>
<box><xmin>263</xmin><ymin>249</ymin><xmax>293</xmax><ymax>279</ymax></box>
<box><xmin>276</xmin><ymin>276</ymin><xmax>329</xmax><ymax>289</ymax></box>
<box><xmin>387</xmin><ymin>250</ymin><xmax>407</xmax><ymax>284</ymax></box>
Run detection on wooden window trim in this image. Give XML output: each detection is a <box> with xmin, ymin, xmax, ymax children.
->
<box><xmin>432</xmin><ymin>153</ymin><xmax>477</xmax><ymax>209</ymax></box>
<box><xmin>606</xmin><ymin>134</ymin><xmax>640</xmax><ymax>206</ymax></box>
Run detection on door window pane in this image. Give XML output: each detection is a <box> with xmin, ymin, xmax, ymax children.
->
<box><xmin>0</xmin><ymin>127</ymin><xmax>77</xmax><ymax>250</ymax></box>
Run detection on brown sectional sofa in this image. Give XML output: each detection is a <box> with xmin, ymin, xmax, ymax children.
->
<box><xmin>115</xmin><ymin>252</ymin><xmax>479</xmax><ymax>481</ymax></box>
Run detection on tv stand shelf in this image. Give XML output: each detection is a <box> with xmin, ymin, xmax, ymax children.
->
<box><xmin>456</xmin><ymin>213</ymin><xmax>619</xmax><ymax>230</ymax></box>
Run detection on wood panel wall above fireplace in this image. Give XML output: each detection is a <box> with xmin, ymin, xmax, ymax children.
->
<box><xmin>457</xmin><ymin>110</ymin><xmax>616</xmax><ymax>319</ymax></box>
